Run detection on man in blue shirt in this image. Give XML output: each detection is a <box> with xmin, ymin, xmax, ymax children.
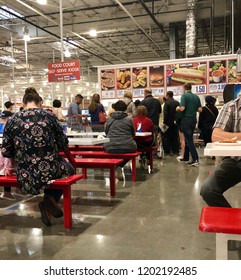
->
<box><xmin>67</xmin><ymin>94</ymin><xmax>84</xmax><ymax>131</ymax></box>
<box><xmin>176</xmin><ymin>83</ymin><xmax>202</xmax><ymax>166</ymax></box>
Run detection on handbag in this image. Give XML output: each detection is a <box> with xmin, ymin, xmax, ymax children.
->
<box><xmin>98</xmin><ymin>105</ymin><xmax>107</xmax><ymax>123</ymax></box>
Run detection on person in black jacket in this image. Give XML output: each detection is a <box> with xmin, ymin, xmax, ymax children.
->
<box><xmin>163</xmin><ymin>91</ymin><xmax>180</xmax><ymax>155</ymax></box>
<box><xmin>141</xmin><ymin>88</ymin><xmax>162</xmax><ymax>156</ymax></box>
<box><xmin>198</xmin><ymin>96</ymin><xmax>219</xmax><ymax>146</ymax></box>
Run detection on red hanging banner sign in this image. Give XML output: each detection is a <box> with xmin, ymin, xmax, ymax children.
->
<box><xmin>48</xmin><ymin>60</ymin><xmax>80</xmax><ymax>82</ymax></box>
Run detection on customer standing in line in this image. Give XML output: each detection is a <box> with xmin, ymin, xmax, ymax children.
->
<box><xmin>198</xmin><ymin>96</ymin><xmax>219</xmax><ymax>146</ymax></box>
<box><xmin>67</xmin><ymin>94</ymin><xmax>84</xmax><ymax>131</ymax></box>
<box><xmin>1</xmin><ymin>87</ymin><xmax>75</xmax><ymax>226</ymax></box>
<box><xmin>176</xmin><ymin>83</ymin><xmax>202</xmax><ymax>166</ymax></box>
<box><xmin>163</xmin><ymin>91</ymin><xmax>180</xmax><ymax>156</ymax></box>
<box><xmin>88</xmin><ymin>93</ymin><xmax>106</xmax><ymax>132</ymax></box>
<box><xmin>122</xmin><ymin>90</ymin><xmax>136</xmax><ymax>118</ymax></box>
<box><xmin>141</xmin><ymin>88</ymin><xmax>162</xmax><ymax>157</ymax></box>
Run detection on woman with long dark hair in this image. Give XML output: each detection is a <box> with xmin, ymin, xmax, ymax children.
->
<box><xmin>88</xmin><ymin>93</ymin><xmax>106</xmax><ymax>132</ymax></box>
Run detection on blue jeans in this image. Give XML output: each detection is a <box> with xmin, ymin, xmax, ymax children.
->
<box><xmin>200</xmin><ymin>157</ymin><xmax>241</xmax><ymax>207</ymax></box>
<box><xmin>181</xmin><ymin>117</ymin><xmax>199</xmax><ymax>161</ymax></box>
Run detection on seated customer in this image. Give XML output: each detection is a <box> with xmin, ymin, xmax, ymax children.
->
<box><xmin>132</xmin><ymin>105</ymin><xmax>154</xmax><ymax>167</ymax></box>
<box><xmin>1</xmin><ymin>87</ymin><xmax>74</xmax><ymax>227</ymax></box>
<box><xmin>104</xmin><ymin>100</ymin><xmax>137</xmax><ymax>180</ymax></box>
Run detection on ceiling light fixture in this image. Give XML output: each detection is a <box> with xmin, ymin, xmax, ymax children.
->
<box><xmin>23</xmin><ymin>26</ymin><xmax>30</xmax><ymax>41</ymax></box>
<box><xmin>37</xmin><ymin>0</ymin><xmax>47</xmax><ymax>4</ymax></box>
<box><xmin>89</xmin><ymin>29</ymin><xmax>97</xmax><ymax>37</ymax></box>
<box><xmin>64</xmin><ymin>49</ymin><xmax>71</xmax><ymax>57</ymax></box>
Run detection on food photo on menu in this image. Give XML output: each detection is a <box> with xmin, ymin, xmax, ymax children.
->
<box><xmin>149</xmin><ymin>65</ymin><xmax>164</xmax><ymax>87</ymax></box>
<box><xmin>166</xmin><ymin>62</ymin><xmax>206</xmax><ymax>86</ymax></box>
<box><xmin>116</xmin><ymin>68</ymin><xmax>131</xmax><ymax>90</ymax></box>
<box><xmin>101</xmin><ymin>69</ymin><xmax>115</xmax><ymax>90</ymax></box>
<box><xmin>209</xmin><ymin>60</ymin><xmax>226</xmax><ymax>84</ymax></box>
<box><xmin>228</xmin><ymin>59</ymin><xmax>240</xmax><ymax>83</ymax></box>
<box><xmin>132</xmin><ymin>67</ymin><xmax>147</xmax><ymax>88</ymax></box>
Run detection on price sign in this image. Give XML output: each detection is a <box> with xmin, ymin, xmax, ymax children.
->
<box><xmin>101</xmin><ymin>90</ymin><xmax>116</xmax><ymax>99</ymax></box>
<box><xmin>116</xmin><ymin>90</ymin><xmax>124</xmax><ymax>98</ymax></box>
<box><xmin>152</xmin><ymin>88</ymin><xmax>164</xmax><ymax>97</ymax></box>
<box><xmin>167</xmin><ymin>86</ymin><xmax>184</xmax><ymax>95</ymax></box>
<box><xmin>209</xmin><ymin>83</ymin><xmax>226</xmax><ymax>93</ymax></box>
<box><xmin>133</xmin><ymin>89</ymin><xmax>145</xmax><ymax>98</ymax></box>
<box><xmin>192</xmin><ymin>85</ymin><xmax>207</xmax><ymax>94</ymax></box>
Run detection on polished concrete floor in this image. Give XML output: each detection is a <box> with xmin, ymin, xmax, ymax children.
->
<box><xmin>1</xmin><ymin>148</ymin><xmax>241</xmax><ymax>260</ymax></box>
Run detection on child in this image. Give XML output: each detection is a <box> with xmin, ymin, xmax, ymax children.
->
<box><xmin>0</xmin><ymin>150</ymin><xmax>16</xmax><ymax>200</ymax></box>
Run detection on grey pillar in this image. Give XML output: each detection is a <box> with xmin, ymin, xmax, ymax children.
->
<box><xmin>169</xmin><ymin>23</ymin><xmax>177</xmax><ymax>59</ymax></box>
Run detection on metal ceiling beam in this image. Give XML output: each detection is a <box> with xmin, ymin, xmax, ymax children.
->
<box><xmin>114</xmin><ymin>0</ymin><xmax>169</xmax><ymax>58</ymax></box>
<box><xmin>15</xmin><ymin>0</ymin><xmax>127</xmax><ymax>64</ymax></box>
<box><xmin>0</xmin><ymin>6</ymin><xmax>115</xmax><ymax>65</ymax></box>
<box><xmin>137</xmin><ymin>0</ymin><xmax>169</xmax><ymax>41</ymax></box>
<box><xmin>24</xmin><ymin>1</ymin><xmax>155</xmax><ymax>18</ymax></box>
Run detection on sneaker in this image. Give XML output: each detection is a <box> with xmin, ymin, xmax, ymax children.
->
<box><xmin>0</xmin><ymin>192</ymin><xmax>16</xmax><ymax>201</ymax></box>
<box><xmin>188</xmin><ymin>160</ymin><xmax>199</xmax><ymax>166</ymax></box>
<box><xmin>177</xmin><ymin>155</ymin><xmax>184</xmax><ymax>161</ymax></box>
<box><xmin>115</xmin><ymin>166</ymin><xmax>124</xmax><ymax>181</ymax></box>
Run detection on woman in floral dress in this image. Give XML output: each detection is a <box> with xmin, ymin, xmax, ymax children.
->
<box><xmin>1</xmin><ymin>87</ymin><xmax>74</xmax><ymax>226</ymax></box>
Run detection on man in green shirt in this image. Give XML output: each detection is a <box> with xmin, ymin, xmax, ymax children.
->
<box><xmin>176</xmin><ymin>83</ymin><xmax>202</xmax><ymax>166</ymax></box>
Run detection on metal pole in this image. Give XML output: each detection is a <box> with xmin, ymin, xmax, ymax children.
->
<box><xmin>59</xmin><ymin>0</ymin><xmax>65</xmax><ymax>107</ymax></box>
<box><xmin>10</xmin><ymin>33</ymin><xmax>15</xmax><ymax>89</ymax></box>
<box><xmin>52</xmin><ymin>49</ymin><xmax>55</xmax><ymax>103</ymax></box>
<box><xmin>10</xmin><ymin>33</ymin><xmax>16</xmax><ymax>109</ymax></box>
<box><xmin>24</xmin><ymin>39</ymin><xmax>29</xmax><ymax>87</ymax></box>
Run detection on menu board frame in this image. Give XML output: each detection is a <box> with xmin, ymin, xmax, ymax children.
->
<box><xmin>98</xmin><ymin>54</ymin><xmax>241</xmax><ymax>99</ymax></box>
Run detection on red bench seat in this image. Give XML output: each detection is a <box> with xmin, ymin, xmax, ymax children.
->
<box><xmin>71</xmin><ymin>151</ymin><xmax>141</xmax><ymax>181</ymax></box>
<box><xmin>0</xmin><ymin>174</ymin><xmax>83</xmax><ymax>229</ymax></box>
<box><xmin>73</xmin><ymin>158</ymin><xmax>123</xmax><ymax>197</ymax></box>
<box><xmin>199</xmin><ymin>206</ymin><xmax>241</xmax><ymax>259</ymax></box>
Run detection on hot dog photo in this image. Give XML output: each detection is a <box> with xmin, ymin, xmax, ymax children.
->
<box><xmin>167</xmin><ymin>62</ymin><xmax>206</xmax><ymax>86</ymax></box>
<box><xmin>149</xmin><ymin>65</ymin><xmax>164</xmax><ymax>87</ymax></box>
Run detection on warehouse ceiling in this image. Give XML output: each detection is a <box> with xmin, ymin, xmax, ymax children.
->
<box><xmin>0</xmin><ymin>0</ymin><xmax>240</xmax><ymax>100</ymax></box>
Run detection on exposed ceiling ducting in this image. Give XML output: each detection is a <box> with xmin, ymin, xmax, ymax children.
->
<box><xmin>186</xmin><ymin>0</ymin><xmax>197</xmax><ymax>57</ymax></box>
